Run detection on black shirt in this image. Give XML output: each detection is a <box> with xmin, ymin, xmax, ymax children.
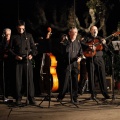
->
<box><xmin>66</xmin><ymin>39</ymin><xmax>83</xmax><ymax>64</ymax></box>
<box><xmin>10</xmin><ymin>32</ymin><xmax>37</xmax><ymax>57</ymax></box>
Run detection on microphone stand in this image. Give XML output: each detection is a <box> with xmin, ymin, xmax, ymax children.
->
<box><xmin>24</xmin><ymin>31</ymin><xmax>37</xmax><ymax>106</ymax></box>
<box><xmin>2</xmin><ymin>54</ymin><xmax>5</xmax><ymax>102</ymax></box>
<box><xmin>1</xmin><ymin>36</ymin><xmax>6</xmax><ymax>102</ymax></box>
<box><xmin>24</xmin><ymin>45</ymin><xmax>38</xmax><ymax>107</ymax></box>
<box><xmin>59</xmin><ymin>41</ymin><xmax>79</xmax><ymax>108</ymax></box>
<box><xmin>26</xmin><ymin>45</ymin><xmax>29</xmax><ymax>105</ymax></box>
<box><xmin>110</xmin><ymin>53</ymin><xmax>115</xmax><ymax>103</ymax></box>
<box><xmin>110</xmin><ymin>42</ymin><xmax>120</xmax><ymax>105</ymax></box>
<box><xmin>38</xmin><ymin>53</ymin><xmax>57</xmax><ymax>108</ymax></box>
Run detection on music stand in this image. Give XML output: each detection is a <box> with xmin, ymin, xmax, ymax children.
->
<box><xmin>110</xmin><ymin>41</ymin><xmax>120</xmax><ymax>104</ymax></box>
<box><xmin>112</xmin><ymin>41</ymin><xmax>120</xmax><ymax>51</ymax></box>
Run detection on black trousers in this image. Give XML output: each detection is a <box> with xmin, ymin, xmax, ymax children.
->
<box><xmin>0</xmin><ymin>60</ymin><xmax>16</xmax><ymax>98</ymax></box>
<box><xmin>58</xmin><ymin>64</ymin><xmax>78</xmax><ymax>100</ymax></box>
<box><xmin>86</xmin><ymin>56</ymin><xmax>109</xmax><ymax>98</ymax></box>
<box><xmin>16</xmin><ymin>60</ymin><xmax>35</xmax><ymax>101</ymax></box>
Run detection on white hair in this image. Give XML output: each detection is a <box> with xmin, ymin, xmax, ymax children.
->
<box><xmin>3</xmin><ymin>28</ymin><xmax>11</xmax><ymax>34</ymax></box>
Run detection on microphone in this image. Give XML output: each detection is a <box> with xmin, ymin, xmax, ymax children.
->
<box><xmin>60</xmin><ymin>34</ymin><xmax>69</xmax><ymax>44</ymax></box>
<box><xmin>2</xmin><ymin>34</ymin><xmax>5</xmax><ymax>37</ymax></box>
<box><xmin>94</xmin><ymin>31</ymin><xmax>96</xmax><ymax>37</ymax></box>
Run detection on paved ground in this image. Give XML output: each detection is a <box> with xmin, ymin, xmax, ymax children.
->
<box><xmin>1</xmin><ymin>92</ymin><xmax>120</xmax><ymax>120</ymax></box>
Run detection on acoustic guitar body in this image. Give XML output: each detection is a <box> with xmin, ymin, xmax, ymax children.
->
<box><xmin>83</xmin><ymin>39</ymin><xmax>103</xmax><ymax>57</ymax></box>
<box><xmin>83</xmin><ymin>48</ymin><xmax>96</xmax><ymax>57</ymax></box>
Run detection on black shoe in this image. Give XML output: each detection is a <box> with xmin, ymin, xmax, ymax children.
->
<box><xmin>104</xmin><ymin>95</ymin><xmax>111</xmax><ymax>99</ymax></box>
<box><xmin>16</xmin><ymin>100</ymin><xmax>22</xmax><ymax>106</ymax></box>
<box><xmin>44</xmin><ymin>96</ymin><xmax>50</xmax><ymax>101</ymax></box>
<box><xmin>91</xmin><ymin>96</ymin><xmax>97</xmax><ymax>100</ymax></box>
<box><xmin>57</xmin><ymin>94</ymin><xmax>64</xmax><ymax>102</ymax></box>
<box><xmin>57</xmin><ymin>98</ymin><xmax>62</xmax><ymax>102</ymax></box>
<box><xmin>73</xmin><ymin>98</ymin><xmax>79</xmax><ymax>104</ymax></box>
<box><xmin>90</xmin><ymin>95</ymin><xmax>99</xmax><ymax>103</ymax></box>
<box><xmin>28</xmin><ymin>97</ymin><xmax>36</xmax><ymax>105</ymax></box>
<box><xmin>90</xmin><ymin>94</ymin><xmax>97</xmax><ymax>100</ymax></box>
<box><xmin>78</xmin><ymin>89</ymin><xmax>83</xmax><ymax>95</ymax></box>
<box><xmin>91</xmin><ymin>93</ymin><xmax>97</xmax><ymax>99</ymax></box>
<box><xmin>29</xmin><ymin>99</ymin><xmax>36</xmax><ymax>105</ymax></box>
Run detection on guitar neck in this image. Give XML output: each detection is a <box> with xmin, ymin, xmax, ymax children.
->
<box><xmin>105</xmin><ymin>31</ymin><xmax>120</xmax><ymax>41</ymax></box>
<box><xmin>105</xmin><ymin>34</ymin><xmax>113</xmax><ymax>40</ymax></box>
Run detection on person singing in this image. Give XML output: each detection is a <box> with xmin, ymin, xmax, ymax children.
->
<box><xmin>81</xmin><ymin>25</ymin><xmax>112</xmax><ymax>100</ymax></box>
<box><xmin>57</xmin><ymin>27</ymin><xmax>83</xmax><ymax>103</ymax></box>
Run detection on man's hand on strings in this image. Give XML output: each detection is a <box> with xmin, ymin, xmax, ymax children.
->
<box><xmin>89</xmin><ymin>44</ymin><xmax>96</xmax><ymax>50</ymax></box>
<box><xmin>102</xmin><ymin>39</ymin><xmax>106</xmax><ymax>44</ymax></box>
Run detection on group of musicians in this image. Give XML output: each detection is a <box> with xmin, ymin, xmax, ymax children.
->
<box><xmin>0</xmin><ymin>20</ymin><xmax>117</xmax><ymax>106</ymax></box>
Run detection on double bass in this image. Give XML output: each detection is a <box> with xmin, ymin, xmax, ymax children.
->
<box><xmin>40</xmin><ymin>27</ymin><xmax>59</xmax><ymax>92</ymax></box>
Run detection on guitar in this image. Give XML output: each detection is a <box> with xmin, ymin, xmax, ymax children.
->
<box><xmin>83</xmin><ymin>31</ymin><xmax>120</xmax><ymax>57</ymax></box>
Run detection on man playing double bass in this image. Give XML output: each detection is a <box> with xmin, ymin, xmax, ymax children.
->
<box><xmin>81</xmin><ymin>25</ymin><xmax>112</xmax><ymax>100</ymax></box>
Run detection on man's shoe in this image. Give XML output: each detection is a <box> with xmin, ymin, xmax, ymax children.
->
<box><xmin>104</xmin><ymin>95</ymin><xmax>111</xmax><ymax>99</ymax></box>
<box><xmin>91</xmin><ymin>93</ymin><xmax>97</xmax><ymax>99</ymax></box>
<box><xmin>44</xmin><ymin>96</ymin><xmax>50</xmax><ymax>101</ymax></box>
<box><xmin>16</xmin><ymin>100</ymin><xmax>22</xmax><ymax>106</ymax></box>
<box><xmin>28</xmin><ymin>97</ymin><xmax>36</xmax><ymax>105</ymax></box>
<box><xmin>57</xmin><ymin>98</ymin><xmax>62</xmax><ymax>102</ymax></box>
<box><xmin>73</xmin><ymin>98</ymin><xmax>79</xmax><ymax>104</ymax></box>
<box><xmin>90</xmin><ymin>96</ymin><xmax>99</xmax><ymax>103</ymax></box>
<box><xmin>29</xmin><ymin>99</ymin><xmax>36</xmax><ymax>105</ymax></box>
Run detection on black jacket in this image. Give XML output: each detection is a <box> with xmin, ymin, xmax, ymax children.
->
<box><xmin>10</xmin><ymin>32</ymin><xmax>37</xmax><ymax>58</ymax></box>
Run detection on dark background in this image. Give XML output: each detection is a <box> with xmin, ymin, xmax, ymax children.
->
<box><xmin>0</xmin><ymin>0</ymin><xmax>33</xmax><ymax>34</ymax></box>
<box><xmin>0</xmin><ymin>0</ymin><xmax>120</xmax><ymax>37</ymax></box>
<box><xmin>0</xmin><ymin>0</ymin><xmax>120</xmax><ymax>95</ymax></box>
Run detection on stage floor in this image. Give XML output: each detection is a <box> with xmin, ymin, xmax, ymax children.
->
<box><xmin>0</xmin><ymin>92</ymin><xmax>120</xmax><ymax>120</ymax></box>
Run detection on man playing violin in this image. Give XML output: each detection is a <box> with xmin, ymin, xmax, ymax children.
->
<box><xmin>81</xmin><ymin>25</ymin><xmax>111</xmax><ymax>100</ymax></box>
